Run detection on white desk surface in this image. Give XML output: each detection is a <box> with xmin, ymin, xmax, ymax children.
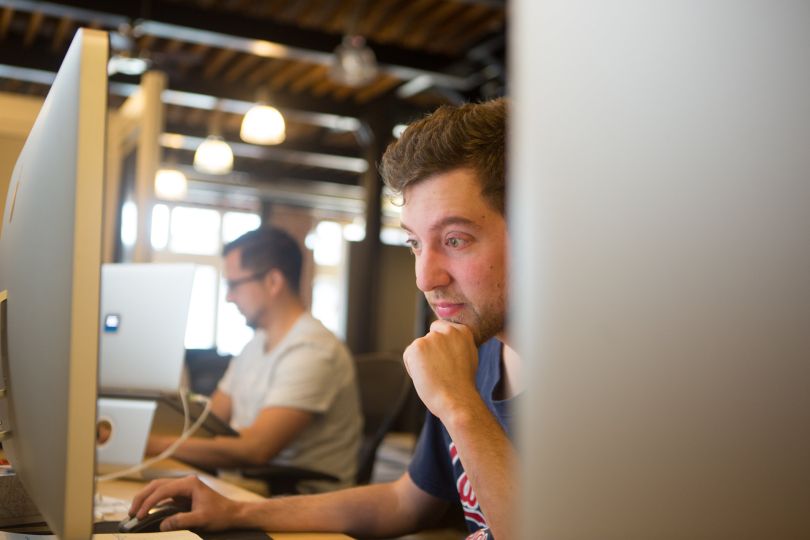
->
<box><xmin>98</xmin><ymin>460</ymin><xmax>352</xmax><ymax>540</ymax></box>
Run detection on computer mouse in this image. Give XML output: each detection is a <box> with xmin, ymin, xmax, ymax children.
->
<box><xmin>118</xmin><ymin>502</ymin><xmax>188</xmax><ymax>533</ymax></box>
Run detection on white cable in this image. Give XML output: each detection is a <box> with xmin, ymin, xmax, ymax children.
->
<box><xmin>96</xmin><ymin>389</ymin><xmax>212</xmax><ymax>483</ymax></box>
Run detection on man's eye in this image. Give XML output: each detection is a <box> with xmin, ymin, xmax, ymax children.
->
<box><xmin>446</xmin><ymin>237</ymin><xmax>468</xmax><ymax>248</ymax></box>
<box><xmin>405</xmin><ymin>238</ymin><xmax>420</xmax><ymax>252</ymax></box>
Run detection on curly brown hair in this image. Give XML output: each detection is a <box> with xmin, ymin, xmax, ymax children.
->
<box><xmin>379</xmin><ymin>98</ymin><xmax>507</xmax><ymax>215</ymax></box>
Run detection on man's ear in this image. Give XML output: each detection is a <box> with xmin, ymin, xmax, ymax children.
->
<box><xmin>264</xmin><ymin>268</ymin><xmax>287</xmax><ymax>297</ymax></box>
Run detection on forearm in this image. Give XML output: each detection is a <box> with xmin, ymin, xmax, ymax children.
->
<box><xmin>235</xmin><ymin>478</ymin><xmax>443</xmax><ymax>538</ymax></box>
<box><xmin>151</xmin><ymin>407</ymin><xmax>311</xmax><ymax>470</ymax></box>
<box><xmin>442</xmin><ymin>398</ymin><xmax>517</xmax><ymax>539</ymax></box>
<box><xmin>151</xmin><ymin>435</ymin><xmax>271</xmax><ymax>470</ymax></box>
<box><xmin>234</xmin><ymin>476</ymin><xmax>446</xmax><ymax>538</ymax></box>
<box><xmin>131</xmin><ymin>465</ymin><xmax>447</xmax><ymax>535</ymax></box>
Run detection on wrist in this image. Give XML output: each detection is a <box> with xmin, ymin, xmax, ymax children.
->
<box><xmin>440</xmin><ymin>392</ymin><xmax>484</xmax><ymax>432</ymax></box>
<box><xmin>233</xmin><ymin>500</ymin><xmax>262</xmax><ymax>529</ymax></box>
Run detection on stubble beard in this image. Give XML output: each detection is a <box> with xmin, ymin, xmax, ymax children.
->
<box><xmin>242</xmin><ymin>306</ymin><xmax>264</xmax><ymax>330</ymax></box>
<box><xmin>430</xmin><ymin>293</ymin><xmax>506</xmax><ymax>346</ymax></box>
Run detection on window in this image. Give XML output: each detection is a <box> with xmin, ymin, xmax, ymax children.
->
<box><xmin>150</xmin><ymin>204</ymin><xmax>170</xmax><ymax>250</ymax></box>
<box><xmin>305</xmin><ymin>217</ymin><xmax>409</xmax><ymax>339</ymax></box>
<box><xmin>169</xmin><ymin>206</ymin><xmax>221</xmax><ymax>255</ymax></box>
<box><xmin>216</xmin><ymin>281</ymin><xmax>254</xmax><ymax>356</ymax></box>
<box><xmin>185</xmin><ymin>265</ymin><xmax>218</xmax><ymax>349</ymax></box>
<box><xmin>222</xmin><ymin>211</ymin><xmax>261</xmax><ymax>244</ymax></box>
<box><xmin>120</xmin><ymin>200</ymin><xmax>138</xmax><ymax>247</ymax></box>
<box><xmin>307</xmin><ymin>220</ymin><xmax>349</xmax><ymax>338</ymax></box>
<box><xmin>151</xmin><ymin>203</ymin><xmax>260</xmax><ymax>354</ymax></box>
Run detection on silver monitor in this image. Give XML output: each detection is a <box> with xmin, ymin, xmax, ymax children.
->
<box><xmin>99</xmin><ymin>263</ymin><xmax>196</xmax><ymax>396</ymax></box>
<box><xmin>513</xmin><ymin>2</ymin><xmax>810</xmax><ymax>537</ymax></box>
<box><xmin>0</xmin><ymin>28</ymin><xmax>108</xmax><ymax>539</ymax></box>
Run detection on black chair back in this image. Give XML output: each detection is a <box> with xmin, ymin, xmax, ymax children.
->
<box><xmin>354</xmin><ymin>352</ymin><xmax>412</xmax><ymax>485</ymax></box>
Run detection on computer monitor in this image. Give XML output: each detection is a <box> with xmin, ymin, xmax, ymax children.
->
<box><xmin>513</xmin><ymin>3</ymin><xmax>810</xmax><ymax>537</ymax></box>
<box><xmin>99</xmin><ymin>263</ymin><xmax>196</xmax><ymax>396</ymax></box>
<box><xmin>0</xmin><ymin>28</ymin><xmax>108</xmax><ymax>539</ymax></box>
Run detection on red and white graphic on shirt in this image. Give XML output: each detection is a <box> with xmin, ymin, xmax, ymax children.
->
<box><xmin>465</xmin><ymin>528</ymin><xmax>491</xmax><ymax>540</ymax></box>
<box><xmin>449</xmin><ymin>441</ymin><xmax>488</xmax><ymax>529</ymax></box>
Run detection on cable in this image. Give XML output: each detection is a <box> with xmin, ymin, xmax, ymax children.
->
<box><xmin>95</xmin><ymin>389</ymin><xmax>212</xmax><ymax>483</ymax></box>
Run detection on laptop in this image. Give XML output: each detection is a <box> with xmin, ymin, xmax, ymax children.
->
<box><xmin>98</xmin><ymin>263</ymin><xmax>196</xmax><ymax>396</ymax></box>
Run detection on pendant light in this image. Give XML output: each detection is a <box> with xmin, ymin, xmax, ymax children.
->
<box><xmin>240</xmin><ymin>89</ymin><xmax>286</xmax><ymax>145</ymax></box>
<box><xmin>194</xmin><ymin>107</ymin><xmax>233</xmax><ymax>175</ymax></box>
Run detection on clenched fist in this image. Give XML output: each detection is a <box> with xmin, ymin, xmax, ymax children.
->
<box><xmin>403</xmin><ymin>320</ymin><xmax>481</xmax><ymax>422</ymax></box>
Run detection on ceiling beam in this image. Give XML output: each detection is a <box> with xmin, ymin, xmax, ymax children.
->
<box><xmin>0</xmin><ymin>42</ymin><xmax>427</xmax><ymax>128</ymax></box>
<box><xmin>0</xmin><ymin>0</ymin><xmax>483</xmax><ymax>90</ymax></box>
<box><xmin>164</xmin><ymin>123</ymin><xmax>362</xmax><ymax>159</ymax></box>
<box><xmin>166</xmin><ymin>149</ymin><xmax>361</xmax><ymax>187</ymax></box>
<box><xmin>0</xmin><ymin>61</ymin><xmax>365</xmax><ymax>132</ymax></box>
<box><xmin>182</xmin><ymin>169</ymin><xmax>366</xmax><ymax>215</ymax></box>
<box><xmin>161</xmin><ymin>132</ymin><xmax>368</xmax><ymax>175</ymax></box>
<box><xmin>0</xmin><ymin>43</ymin><xmax>368</xmax><ymax>129</ymax></box>
<box><xmin>453</xmin><ymin>0</ymin><xmax>506</xmax><ymax>7</ymax></box>
<box><xmin>150</xmin><ymin>70</ymin><xmax>368</xmax><ymax>122</ymax></box>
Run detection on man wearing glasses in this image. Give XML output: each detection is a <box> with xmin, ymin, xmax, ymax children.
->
<box><xmin>146</xmin><ymin>226</ymin><xmax>362</xmax><ymax>493</ymax></box>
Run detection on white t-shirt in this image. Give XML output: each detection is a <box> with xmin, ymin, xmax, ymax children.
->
<box><xmin>218</xmin><ymin>313</ymin><xmax>362</xmax><ymax>491</ymax></box>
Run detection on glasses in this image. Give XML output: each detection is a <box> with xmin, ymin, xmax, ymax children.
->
<box><xmin>225</xmin><ymin>270</ymin><xmax>269</xmax><ymax>291</ymax></box>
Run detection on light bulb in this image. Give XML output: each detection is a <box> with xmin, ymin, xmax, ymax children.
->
<box><xmin>193</xmin><ymin>135</ymin><xmax>234</xmax><ymax>174</ymax></box>
<box><xmin>240</xmin><ymin>104</ymin><xmax>286</xmax><ymax>145</ymax></box>
<box><xmin>154</xmin><ymin>168</ymin><xmax>188</xmax><ymax>200</ymax></box>
<box><xmin>330</xmin><ymin>35</ymin><xmax>378</xmax><ymax>87</ymax></box>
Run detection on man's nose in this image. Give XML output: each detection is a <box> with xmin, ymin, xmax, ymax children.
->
<box><xmin>415</xmin><ymin>248</ymin><xmax>451</xmax><ymax>292</ymax></box>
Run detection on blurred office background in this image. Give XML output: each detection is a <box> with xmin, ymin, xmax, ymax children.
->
<box><xmin>3</xmin><ymin>2</ymin><xmax>809</xmax><ymax>538</ymax></box>
<box><xmin>0</xmin><ymin>0</ymin><xmax>505</xmax><ymax>358</ymax></box>
<box><xmin>0</xmin><ymin>7</ymin><xmax>504</xmax><ymax>521</ymax></box>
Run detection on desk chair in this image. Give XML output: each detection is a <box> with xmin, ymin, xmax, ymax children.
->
<box><xmin>242</xmin><ymin>352</ymin><xmax>412</xmax><ymax>494</ymax></box>
<box><xmin>184</xmin><ymin>348</ymin><xmax>232</xmax><ymax>396</ymax></box>
<box><xmin>353</xmin><ymin>352</ymin><xmax>412</xmax><ymax>485</ymax></box>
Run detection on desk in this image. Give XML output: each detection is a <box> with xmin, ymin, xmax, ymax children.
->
<box><xmin>98</xmin><ymin>460</ymin><xmax>352</xmax><ymax>540</ymax></box>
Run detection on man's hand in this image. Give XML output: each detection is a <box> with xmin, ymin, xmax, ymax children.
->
<box><xmin>403</xmin><ymin>320</ymin><xmax>480</xmax><ymax>421</ymax></box>
<box><xmin>128</xmin><ymin>476</ymin><xmax>244</xmax><ymax>532</ymax></box>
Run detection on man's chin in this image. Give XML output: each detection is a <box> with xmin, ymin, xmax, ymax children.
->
<box><xmin>436</xmin><ymin>315</ymin><xmax>479</xmax><ymax>339</ymax></box>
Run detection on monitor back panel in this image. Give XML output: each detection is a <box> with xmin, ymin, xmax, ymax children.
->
<box><xmin>99</xmin><ymin>264</ymin><xmax>195</xmax><ymax>395</ymax></box>
<box><xmin>0</xmin><ymin>28</ymin><xmax>108</xmax><ymax>539</ymax></box>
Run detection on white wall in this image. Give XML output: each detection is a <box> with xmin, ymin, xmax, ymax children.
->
<box><xmin>512</xmin><ymin>2</ymin><xmax>810</xmax><ymax>538</ymax></box>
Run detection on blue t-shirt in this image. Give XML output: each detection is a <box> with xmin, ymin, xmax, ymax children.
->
<box><xmin>407</xmin><ymin>338</ymin><xmax>514</xmax><ymax>537</ymax></box>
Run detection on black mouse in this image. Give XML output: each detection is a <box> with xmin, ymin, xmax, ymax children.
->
<box><xmin>118</xmin><ymin>502</ymin><xmax>188</xmax><ymax>533</ymax></box>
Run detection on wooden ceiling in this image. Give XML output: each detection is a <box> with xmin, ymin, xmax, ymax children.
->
<box><xmin>0</xmin><ymin>0</ymin><xmax>506</xmax><ymax>194</ymax></box>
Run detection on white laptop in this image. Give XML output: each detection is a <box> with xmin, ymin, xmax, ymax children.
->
<box><xmin>98</xmin><ymin>263</ymin><xmax>196</xmax><ymax>395</ymax></box>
